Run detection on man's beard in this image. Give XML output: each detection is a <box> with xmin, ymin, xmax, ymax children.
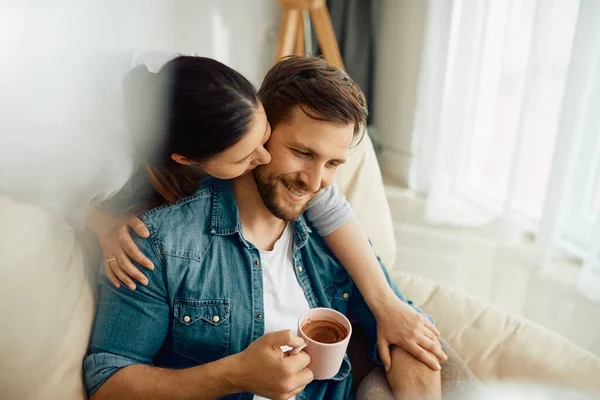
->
<box><xmin>253</xmin><ymin>166</ymin><xmax>316</xmax><ymax>221</ymax></box>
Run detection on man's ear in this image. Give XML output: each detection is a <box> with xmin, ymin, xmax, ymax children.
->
<box><xmin>171</xmin><ymin>153</ymin><xmax>193</xmax><ymax>166</ymax></box>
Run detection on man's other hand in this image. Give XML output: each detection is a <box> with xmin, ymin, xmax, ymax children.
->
<box><xmin>234</xmin><ymin>330</ymin><xmax>313</xmax><ymax>399</ymax></box>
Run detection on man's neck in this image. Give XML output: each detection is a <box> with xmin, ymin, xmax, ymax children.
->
<box><xmin>231</xmin><ymin>174</ymin><xmax>287</xmax><ymax>251</ymax></box>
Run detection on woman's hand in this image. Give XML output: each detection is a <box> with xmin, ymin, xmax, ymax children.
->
<box><xmin>374</xmin><ymin>294</ymin><xmax>448</xmax><ymax>372</ymax></box>
<box><xmin>92</xmin><ymin>210</ymin><xmax>155</xmax><ymax>290</ymax></box>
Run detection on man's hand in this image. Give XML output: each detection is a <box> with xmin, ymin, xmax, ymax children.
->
<box><xmin>374</xmin><ymin>294</ymin><xmax>448</xmax><ymax>372</ymax></box>
<box><xmin>234</xmin><ymin>330</ymin><xmax>313</xmax><ymax>400</ymax></box>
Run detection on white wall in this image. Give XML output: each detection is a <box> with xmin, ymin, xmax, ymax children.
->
<box><xmin>375</xmin><ymin>0</ymin><xmax>428</xmax><ymax>185</ymax></box>
<box><xmin>174</xmin><ymin>0</ymin><xmax>280</xmax><ymax>86</ymax></box>
<box><xmin>0</xmin><ymin>0</ymin><xmax>280</xmax><ymax>226</ymax></box>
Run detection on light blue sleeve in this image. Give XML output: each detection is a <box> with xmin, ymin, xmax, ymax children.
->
<box><xmin>83</xmin><ymin>217</ymin><xmax>169</xmax><ymax>395</ymax></box>
<box><xmin>305</xmin><ymin>185</ymin><xmax>353</xmax><ymax>237</ymax></box>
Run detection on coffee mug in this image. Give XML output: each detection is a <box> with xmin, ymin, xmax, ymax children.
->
<box><xmin>293</xmin><ymin>308</ymin><xmax>352</xmax><ymax>380</ymax></box>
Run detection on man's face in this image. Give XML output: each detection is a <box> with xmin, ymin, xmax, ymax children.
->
<box><xmin>253</xmin><ymin>106</ymin><xmax>354</xmax><ymax>221</ymax></box>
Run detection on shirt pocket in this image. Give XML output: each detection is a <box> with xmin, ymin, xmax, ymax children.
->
<box><xmin>325</xmin><ymin>279</ymin><xmax>353</xmax><ymax>316</ymax></box>
<box><xmin>172</xmin><ymin>299</ymin><xmax>231</xmax><ymax>364</ymax></box>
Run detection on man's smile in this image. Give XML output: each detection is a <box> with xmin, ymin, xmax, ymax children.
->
<box><xmin>282</xmin><ymin>179</ymin><xmax>310</xmax><ymax>200</ymax></box>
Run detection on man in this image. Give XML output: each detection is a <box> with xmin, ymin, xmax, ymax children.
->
<box><xmin>84</xmin><ymin>57</ymin><xmax>453</xmax><ymax>400</ymax></box>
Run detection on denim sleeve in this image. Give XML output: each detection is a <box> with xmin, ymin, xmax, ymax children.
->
<box><xmin>83</xmin><ymin>222</ymin><xmax>170</xmax><ymax>395</ymax></box>
<box><xmin>305</xmin><ymin>185</ymin><xmax>353</xmax><ymax>237</ymax></box>
<box><xmin>348</xmin><ymin>254</ymin><xmax>434</xmax><ymax>365</ymax></box>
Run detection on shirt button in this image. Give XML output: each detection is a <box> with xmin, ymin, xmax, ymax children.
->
<box><xmin>256</xmin><ymin>313</ymin><xmax>262</xmax><ymax>319</ymax></box>
<box><xmin>212</xmin><ymin>315</ymin><xmax>220</xmax><ymax>323</ymax></box>
<box><xmin>298</xmin><ymin>266</ymin><xmax>303</xmax><ymax>272</ymax></box>
<box><xmin>183</xmin><ymin>315</ymin><xmax>191</xmax><ymax>323</ymax></box>
<box><xmin>253</xmin><ymin>260</ymin><xmax>260</xmax><ymax>267</ymax></box>
<box><xmin>342</xmin><ymin>293</ymin><xmax>349</xmax><ymax>299</ymax></box>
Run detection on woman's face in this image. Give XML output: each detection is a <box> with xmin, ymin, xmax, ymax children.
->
<box><xmin>172</xmin><ymin>104</ymin><xmax>272</xmax><ymax>179</ymax></box>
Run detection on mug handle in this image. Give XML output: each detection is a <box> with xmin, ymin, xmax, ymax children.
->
<box><xmin>288</xmin><ymin>343</ymin><xmax>307</xmax><ymax>355</ymax></box>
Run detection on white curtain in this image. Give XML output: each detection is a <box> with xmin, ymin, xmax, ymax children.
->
<box><xmin>410</xmin><ymin>0</ymin><xmax>600</xmax><ymax>299</ymax></box>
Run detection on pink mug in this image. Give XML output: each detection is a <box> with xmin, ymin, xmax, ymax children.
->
<box><xmin>294</xmin><ymin>308</ymin><xmax>352</xmax><ymax>380</ymax></box>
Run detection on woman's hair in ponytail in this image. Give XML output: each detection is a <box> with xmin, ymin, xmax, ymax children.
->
<box><xmin>122</xmin><ymin>56</ymin><xmax>258</xmax><ymax>210</ymax></box>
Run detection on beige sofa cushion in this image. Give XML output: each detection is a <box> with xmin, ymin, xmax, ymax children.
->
<box><xmin>0</xmin><ymin>195</ymin><xmax>94</xmax><ymax>400</ymax></box>
<box><xmin>393</xmin><ymin>271</ymin><xmax>600</xmax><ymax>394</ymax></box>
<box><xmin>337</xmin><ymin>134</ymin><xmax>396</xmax><ymax>268</ymax></box>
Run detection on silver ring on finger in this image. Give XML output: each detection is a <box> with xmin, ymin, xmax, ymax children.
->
<box><xmin>106</xmin><ymin>257</ymin><xmax>117</xmax><ymax>263</ymax></box>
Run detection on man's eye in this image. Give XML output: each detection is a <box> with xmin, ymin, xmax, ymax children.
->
<box><xmin>294</xmin><ymin>150</ymin><xmax>311</xmax><ymax>158</ymax></box>
<box><xmin>326</xmin><ymin>162</ymin><xmax>340</xmax><ymax>169</ymax></box>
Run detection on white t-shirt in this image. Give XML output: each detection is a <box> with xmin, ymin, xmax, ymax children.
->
<box><xmin>254</xmin><ymin>223</ymin><xmax>311</xmax><ymax>400</ymax></box>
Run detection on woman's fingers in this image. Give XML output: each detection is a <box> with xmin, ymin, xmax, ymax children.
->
<box><xmin>109</xmin><ymin>253</ymin><xmax>137</xmax><ymax>290</ymax></box>
<box><xmin>128</xmin><ymin>216</ymin><xmax>149</xmax><ymax>238</ymax></box>
<box><xmin>115</xmin><ymin>252</ymin><xmax>148</xmax><ymax>287</ymax></box>
<box><xmin>419</xmin><ymin>336</ymin><xmax>448</xmax><ymax>362</ymax></box>
<box><xmin>424</xmin><ymin>328</ymin><xmax>442</xmax><ymax>347</ymax></box>
<box><xmin>378</xmin><ymin>339</ymin><xmax>392</xmax><ymax>373</ymax></box>
<box><xmin>411</xmin><ymin>344</ymin><xmax>441</xmax><ymax>371</ymax></box>
<box><xmin>424</xmin><ymin>318</ymin><xmax>441</xmax><ymax>336</ymax></box>
<box><xmin>104</xmin><ymin>259</ymin><xmax>121</xmax><ymax>288</ymax></box>
<box><xmin>117</xmin><ymin>227</ymin><xmax>154</xmax><ymax>270</ymax></box>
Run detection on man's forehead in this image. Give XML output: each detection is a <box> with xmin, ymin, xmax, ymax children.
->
<box><xmin>278</xmin><ymin>108</ymin><xmax>354</xmax><ymax>148</ymax></box>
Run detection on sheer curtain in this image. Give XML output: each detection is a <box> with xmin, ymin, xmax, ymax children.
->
<box><xmin>409</xmin><ymin>0</ymin><xmax>600</xmax><ymax>299</ymax></box>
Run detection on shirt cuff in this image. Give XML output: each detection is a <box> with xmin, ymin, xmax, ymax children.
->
<box><xmin>83</xmin><ymin>352</ymin><xmax>141</xmax><ymax>395</ymax></box>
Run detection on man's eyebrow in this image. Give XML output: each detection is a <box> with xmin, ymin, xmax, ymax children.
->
<box><xmin>236</xmin><ymin>121</ymin><xmax>270</xmax><ymax>163</ymax></box>
<box><xmin>289</xmin><ymin>142</ymin><xmax>347</xmax><ymax>164</ymax></box>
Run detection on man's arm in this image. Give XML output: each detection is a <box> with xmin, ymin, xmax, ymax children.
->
<box><xmin>92</xmin><ymin>329</ymin><xmax>313</xmax><ymax>400</ymax></box>
<box><xmin>91</xmin><ymin>356</ymin><xmax>242</xmax><ymax>400</ymax></box>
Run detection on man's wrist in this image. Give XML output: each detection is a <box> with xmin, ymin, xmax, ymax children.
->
<box><xmin>218</xmin><ymin>353</ymin><xmax>247</xmax><ymax>394</ymax></box>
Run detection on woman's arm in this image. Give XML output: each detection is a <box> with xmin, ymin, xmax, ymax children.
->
<box><xmin>306</xmin><ymin>186</ymin><xmax>447</xmax><ymax>371</ymax></box>
<box><xmin>86</xmin><ymin>167</ymin><xmax>156</xmax><ymax>289</ymax></box>
<box><xmin>324</xmin><ymin>217</ymin><xmax>397</xmax><ymax>312</ymax></box>
<box><xmin>323</xmin><ymin>219</ymin><xmax>446</xmax><ymax>371</ymax></box>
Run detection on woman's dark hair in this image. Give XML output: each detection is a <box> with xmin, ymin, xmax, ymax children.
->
<box><xmin>123</xmin><ymin>56</ymin><xmax>258</xmax><ymax>209</ymax></box>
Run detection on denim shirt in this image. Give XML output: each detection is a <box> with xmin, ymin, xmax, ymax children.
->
<box><xmin>84</xmin><ymin>178</ymin><xmax>426</xmax><ymax>400</ymax></box>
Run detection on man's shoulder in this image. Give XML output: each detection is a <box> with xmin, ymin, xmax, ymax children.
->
<box><xmin>139</xmin><ymin>179</ymin><xmax>217</xmax><ymax>234</ymax></box>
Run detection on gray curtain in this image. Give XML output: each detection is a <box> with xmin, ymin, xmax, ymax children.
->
<box><xmin>312</xmin><ymin>0</ymin><xmax>381</xmax><ymax>126</ymax></box>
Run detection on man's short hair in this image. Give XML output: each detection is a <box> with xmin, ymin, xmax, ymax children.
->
<box><xmin>258</xmin><ymin>56</ymin><xmax>368</xmax><ymax>145</ymax></box>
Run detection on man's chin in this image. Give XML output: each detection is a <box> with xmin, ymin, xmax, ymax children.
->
<box><xmin>254</xmin><ymin>172</ymin><xmax>312</xmax><ymax>221</ymax></box>
<box><xmin>266</xmin><ymin>189</ymin><xmax>310</xmax><ymax>221</ymax></box>
<box><xmin>268</xmin><ymin>201</ymin><xmax>306</xmax><ymax>222</ymax></box>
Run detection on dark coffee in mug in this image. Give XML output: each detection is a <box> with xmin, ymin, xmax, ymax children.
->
<box><xmin>301</xmin><ymin>318</ymin><xmax>348</xmax><ymax>344</ymax></box>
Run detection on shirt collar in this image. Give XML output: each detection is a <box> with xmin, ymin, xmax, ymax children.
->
<box><xmin>210</xmin><ymin>179</ymin><xmax>243</xmax><ymax>236</ymax></box>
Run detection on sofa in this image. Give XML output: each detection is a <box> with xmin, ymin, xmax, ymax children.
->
<box><xmin>1</xmin><ymin>131</ymin><xmax>599</xmax><ymax>399</ymax></box>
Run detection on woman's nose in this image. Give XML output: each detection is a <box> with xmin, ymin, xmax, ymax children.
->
<box><xmin>253</xmin><ymin>146</ymin><xmax>271</xmax><ymax>166</ymax></box>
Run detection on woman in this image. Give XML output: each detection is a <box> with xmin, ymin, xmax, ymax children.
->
<box><xmin>86</xmin><ymin>55</ymin><xmax>447</xmax><ymax>372</ymax></box>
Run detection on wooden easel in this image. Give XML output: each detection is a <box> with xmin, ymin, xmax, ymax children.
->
<box><xmin>274</xmin><ymin>0</ymin><xmax>345</xmax><ymax>71</ymax></box>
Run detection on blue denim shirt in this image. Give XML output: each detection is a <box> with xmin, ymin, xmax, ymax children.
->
<box><xmin>84</xmin><ymin>178</ymin><xmax>426</xmax><ymax>400</ymax></box>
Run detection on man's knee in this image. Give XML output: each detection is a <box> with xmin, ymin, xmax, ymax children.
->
<box><xmin>387</xmin><ymin>346</ymin><xmax>441</xmax><ymax>399</ymax></box>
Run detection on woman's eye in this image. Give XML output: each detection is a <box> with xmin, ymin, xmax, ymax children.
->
<box><xmin>326</xmin><ymin>162</ymin><xmax>339</xmax><ymax>169</ymax></box>
<box><xmin>235</xmin><ymin>157</ymin><xmax>250</xmax><ymax>165</ymax></box>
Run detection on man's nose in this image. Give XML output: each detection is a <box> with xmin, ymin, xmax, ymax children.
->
<box><xmin>299</xmin><ymin>167</ymin><xmax>324</xmax><ymax>193</ymax></box>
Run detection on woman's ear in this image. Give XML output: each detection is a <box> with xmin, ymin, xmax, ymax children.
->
<box><xmin>171</xmin><ymin>153</ymin><xmax>193</xmax><ymax>166</ymax></box>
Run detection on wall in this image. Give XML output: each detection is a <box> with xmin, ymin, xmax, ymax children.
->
<box><xmin>374</xmin><ymin>0</ymin><xmax>428</xmax><ymax>185</ymax></box>
<box><xmin>174</xmin><ymin>0</ymin><xmax>280</xmax><ymax>86</ymax></box>
<box><xmin>0</xmin><ymin>0</ymin><xmax>280</xmax><ymax>225</ymax></box>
